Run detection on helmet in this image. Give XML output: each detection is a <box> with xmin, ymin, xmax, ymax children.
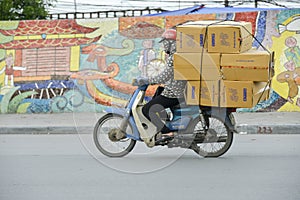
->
<box><xmin>159</xmin><ymin>29</ymin><xmax>176</xmax><ymax>42</ymax></box>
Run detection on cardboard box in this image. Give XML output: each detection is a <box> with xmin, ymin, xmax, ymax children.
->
<box><xmin>173</xmin><ymin>52</ymin><xmax>221</xmax><ymax>80</ymax></box>
<box><xmin>186</xmin><ymin>80</ymin><xmax>219</xmax><ymax>106</ymax></box>
<box><xmin>220</xmin><ymin>81</ymin><xmax>270</xmax><ymax>108</ymax></box>
<box><xmin>176</xmin><ymin>20</ymin><xmax>219</xmax><ymax>53</ymax></box>
<box><xmin>207</xmin><ymin>21</ymin><xmax>253</xmax><ymax>53</ymax></box>
<box><xmin>186</xmin><ymin>80</ymin><xmax>269</xmax><ymax>108</ymax></box>
<box><xmin>221</xmin><ymin>50</ymin><xmax>272</xmax><ymax>81</ymax></box>
<box><xmin>252</xmin><ymin>82</ymin><xmax>270</xmax><ymax>105</ymax></box>
<box><xmin>176</xmin><ymin>20</ymin><xmax>253</xmax><ymax>53</ymax></box>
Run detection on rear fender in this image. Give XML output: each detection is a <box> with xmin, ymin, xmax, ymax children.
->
<box><xmin>203</xmin><ymin>108</ymin><xmax>236</xmax><ymax>133</ymax></box>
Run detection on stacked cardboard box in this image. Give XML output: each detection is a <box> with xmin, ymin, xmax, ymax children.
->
<box><xmin>186</xmin><ymin>81</ymin><xmax>270</xmax><ymax>108</ymax></box>
<box><xmin>220</xmin><ymin>49</ymin><xmax>274</xmax><ymax>82</ymax></box>
<box><xmin>173</xmin><ymin>52</ymin><xmax>221</xmax><ymax>80</ymax></box>
<box><xmin>176</xmin><ymin>20</ymin><xmax>253</xmax><ymax>53</ymax></box>
<box><xmin>174</xmin><ymin>20</ymin><xmax>273</xmax><ymax>108</ymax></box>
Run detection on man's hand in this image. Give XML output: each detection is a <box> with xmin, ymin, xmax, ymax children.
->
<box><xmin>132</xmin><ymin>77</ymin><xmax>149</xmax><ymax>86</ymax></box>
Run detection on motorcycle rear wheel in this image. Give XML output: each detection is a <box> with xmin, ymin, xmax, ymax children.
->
<box><xmin>93</xmin><ymin>113</ymin><xmax>136</xmax><ymax>157</ymax></box>
<box><xmin>189</xmin><ymin>115</ymin><xmax>233</xmax><ymax>158</ymax></box>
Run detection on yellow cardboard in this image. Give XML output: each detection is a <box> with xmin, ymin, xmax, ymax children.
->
<box><xmin>174</xmin><ymin>68</ymin><xmax>222</xmax><ymax>81</ymax></box>
<box><xmin>176</xmin><ymin>20</ymin><xmax>253</xmax><ymax>53</ymax></box>
<box><xmin>176</xmin><ymin>20</ymin><xmax>220</xmax><ymax>53</ymax></box>
<box><xmin>207</xmin><ymin>21</ymin><xmax>253</xmax><ymax>53</ymax></box>
<box><xmin>186</xmin><ymin>80</ymin><xmax>219</xmax><ymax>106</ymax></box>
<box><xmin>219</xmin><ymin>80</ymin><xmax>253</xmax><ymax>108</ymax></box>
<box><xmin>221</xmin><ymin>50</ymin><xmax>272</xmax><ymax>81</ymax></box>
<box><xmin>173</xmin><ymin>52</ymin><xmax>221</xmax><ymax>80</ymax></box>
<box><xmin>252</xmin><ymin>81</ymin><xmax>270</xmax><ymax>105</ymax></box>
<box><xmin>176</xmin><ymin>26</ymin><xmax>207</xmax><ymax>53</ymax></box>
<box><xmin>186</xmin><ymin>80</ymin><xmax>269</xmax><ymax>108</ymax></box>
<box><xmin>220</xmin><ymin>81</ymin><xmax>269</xmax><ymax>108</ymax></box>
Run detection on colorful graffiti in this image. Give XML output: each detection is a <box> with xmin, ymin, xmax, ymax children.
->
<box><xmin>270</xmin><ymin>12</ymin><xmax>300</xmax><ymax>112</ymax></box>
<box><xmin>0</xmin><ymin>9</ymin><xmax>300</xmax><ymax>113</ymax></box>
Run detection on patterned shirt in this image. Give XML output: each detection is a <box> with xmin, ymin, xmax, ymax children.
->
<box><xmin>149</xmin><ymin>54</ymin><xmax>187</xmax><ymax>99</ymax></box>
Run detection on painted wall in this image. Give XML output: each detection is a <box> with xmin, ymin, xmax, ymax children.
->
<box><xmin>0</xmin><ymin>9</ymin><xmax>299</xmax><ymax>114</ymax></box>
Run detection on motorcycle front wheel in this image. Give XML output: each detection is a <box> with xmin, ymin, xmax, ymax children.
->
<box><xmin>93</xmin><ymin>113</ymin><xmax>136</xmax><ymax>157</ymax></box>
<box><xmin>189</xmin><ymin>115</ymin><xmax>233</xmax><ymax>158</ymax></box>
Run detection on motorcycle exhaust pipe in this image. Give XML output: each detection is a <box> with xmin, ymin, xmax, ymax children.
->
<box><xmin>174</xmin><ymin>133</ymin><xmax>195</xmax><ymax>140</ymax></box>
<box><xmin>174</xmin><ymin>134</ymin><xmax>228</xmax><ymax>143</ymax></box>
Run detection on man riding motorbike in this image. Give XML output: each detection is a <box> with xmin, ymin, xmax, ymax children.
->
<box><xmin>140</xmin><ymin>29</ymin><xmax>187</xmax><ymax>144</ymax></box>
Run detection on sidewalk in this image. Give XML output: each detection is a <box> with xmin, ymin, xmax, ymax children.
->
<box><xmin>0</xmin><ymin>112</ymin><xmax>299</xmax><ymax>134</ymax></box>
<box><xmin>234</xmin><ymin>112</ymin><xmax>300</xmax><ymax>134</ymax></box>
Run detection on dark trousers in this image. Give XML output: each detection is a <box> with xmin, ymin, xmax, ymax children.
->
<box><xmin>142</xmin><ymin>95</ymin><xmax>180</xmax><ymax>134</ymax></box>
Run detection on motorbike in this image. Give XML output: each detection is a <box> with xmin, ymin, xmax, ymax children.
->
<box><xmin>93</xmin><ymin>78</ymin><xmax>237</xmax><ymax>158</ymax></box>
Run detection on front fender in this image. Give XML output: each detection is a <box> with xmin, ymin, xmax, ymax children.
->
<box><xmin>105</xmin><ymin>107</ymin><xmax>127</xmax><ymax>116</ymax></box>
<box><xmin>104</xmin><ymin>107</ymin><xmax>141</xmax><ymax>140</ymax></box>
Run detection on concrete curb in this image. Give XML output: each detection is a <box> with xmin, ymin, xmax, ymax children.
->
<box><xmin>233</xmin><ymin>112</ymin><xmax>300</xmax><ymax>134</ymax></box>
<box><xmin>0</xmin><ymin>112</ymin><xmax>299</xmax><ymax>134</ymax></box>
<box><xmin>0</xmin><ymin>126</ymin><xmax>94</xmax><ymax>134</ymax></box>
<box><xmin>236</xmin><ymin>124</ymin><xmax>300</xmax><ymax>134</ymax></box>
<box><xmin>0</xmin><ymin>112</ymin><xmax>102</xmax><ymax>134</ymax></box>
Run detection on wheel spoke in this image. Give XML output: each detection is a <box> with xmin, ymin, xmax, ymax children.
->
<box><xmin>93</xmin><ymin>114</ymin><xmax>136</xmax><ymax>157</ymax></box>
<box><xmin>193</xmin><ymin>115</ymin><xmax>233</xmax><ymax>157</ymax></box>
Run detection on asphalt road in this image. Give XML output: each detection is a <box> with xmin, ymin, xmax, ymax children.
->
<box><xmin>0</xmin><ymin>134</ymin><xmax>300</xmax><ymax>200</ymax></box>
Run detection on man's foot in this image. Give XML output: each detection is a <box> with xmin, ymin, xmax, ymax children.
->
<box><xmin>155</xmin><ymin>132</ymin><xmax>175</xmax><ymax>145</ymax></box>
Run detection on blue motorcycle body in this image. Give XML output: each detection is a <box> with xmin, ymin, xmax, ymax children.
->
<box><xmin>94</xmin><ymin>83</ymin><xmax>236</xmax><ymax>158</ymax></box>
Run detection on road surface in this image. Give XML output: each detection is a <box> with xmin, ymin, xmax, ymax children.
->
<box><xmin>0</xmin><ymin>134</ymin><xmax>299</xmax><ymax>200</ymax></box>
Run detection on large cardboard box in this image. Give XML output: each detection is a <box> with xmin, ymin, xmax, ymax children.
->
<box><xmin>186</xmin><ymin>80</ymin><xmax>269</xmax><ymax>108</ymax></box>
<box><xmin>173</xmin><ymin>52</ymin><xmax>221</xmax><ymax>80</ymax></box>
<box><xmin>176</xmin><ymin>21</ymin><xmax>213</xmax><ymax>53</ymax></box>
<box><xmin>221</xmin><ymin>50</ymin><xmax>273</xmax><ymax>81</ymax></box>
<box><xmin>219</xmin><ymin>80</ymin><xmax>251</xmax><ymax>108</ymax></box>
<box><xmin>176</xmin><ymin>20</ymin><xmax>253</xmax><ymax>53</ymax></box>
<box><xmin>220</xmin><ymin>81</ymin><xmax>269</xmax><ymax>108</ymax></box>
<box><xmin>207</xmin><ymin>21</ymin><xmax>253</xmax><ymax>53</ymax></box>
<box><xmin>186</xmin><ymin>80</ymin><xmax>219</xmax><ymax>106</ymax></box>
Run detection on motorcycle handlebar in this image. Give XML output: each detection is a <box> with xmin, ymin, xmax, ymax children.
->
<box><xmin>132</xmin><ymin>78</ymin><xmax>149</xmax><ymax>86</ymax></box>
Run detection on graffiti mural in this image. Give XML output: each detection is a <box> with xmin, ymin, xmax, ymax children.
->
<box><xmin>0</xmin><ymin>19</ymin><xmax>102</xmax><ymax>113</ymax></box>
<box><xmin>0</xmin><ymin>9</ymin><xmax>299</xmax><ymax>113</ymax></box>
<box><xmin>270</xmin><ymin>12</ymin><xmax>300</xmax><ymax>112</ymax></box>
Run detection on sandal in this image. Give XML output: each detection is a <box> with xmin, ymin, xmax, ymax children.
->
<box><xmin>155</xmin><ymin>132</ymin><xmax>175</xmax><ymax>144</ymax></box>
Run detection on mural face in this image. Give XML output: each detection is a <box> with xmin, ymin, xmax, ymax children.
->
<box><xmin>0</xmin><ymin>9</ymin><xmax>300</xmax><ymax>113</ymax></box>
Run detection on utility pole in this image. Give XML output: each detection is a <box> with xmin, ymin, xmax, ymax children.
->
<box><xmin>255</xmin><ymin>0</ymin><xmax>258</xmax><ymax>8</ymax></box>
<box><xmin>74</xmin><ymin>0</ymin><xmax>77</xmax><ymax>18</ymax></box>
<box><xmin>74</xmin><ymin>0</ymin><xmax>77</xmax><ymax>12</ymax></box>
<box><xmin>225</xmin><ymin>0</ymin><xmax>229</xmax><ymax>7</ymax></box>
